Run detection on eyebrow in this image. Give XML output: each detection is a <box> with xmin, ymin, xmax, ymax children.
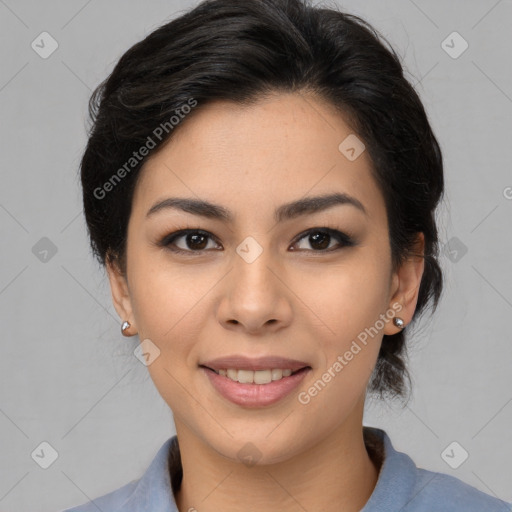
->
<box><xmin>146</xmin><ymin>192</ymin><xmax>368</xmax><ymax>223</ymax></box>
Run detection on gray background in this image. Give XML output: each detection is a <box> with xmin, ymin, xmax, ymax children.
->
<box><xmin>1</xmin><ymin>0</ymin><xmax>511</xmax><ymax>510</ymax></box>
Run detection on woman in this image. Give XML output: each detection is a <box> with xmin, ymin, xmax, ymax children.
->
<box><xmin>64</xmin><ymin>0</ymin><xmax>511</xmax><ymax>510</ymax></box>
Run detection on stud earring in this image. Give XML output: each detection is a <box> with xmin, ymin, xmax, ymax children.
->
<box><xmin>393</xmin><ymin>317</ymin><xmax>405</xmax><ymax>329</ymax></box>
<box><xmin>121</xmin><ymin>321</ymin><xmax>131</xmax><ymax>335</ymax></box>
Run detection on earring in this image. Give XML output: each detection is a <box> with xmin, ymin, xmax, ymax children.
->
<box><xmin>393</xmin><ymin>317</ymin><xmax>405</xmax><ymax>329</ymax></box>
<box><xmin>121</xmin><ymin>321</ymin><xmax>131</xmax><ymax>335</ymax></box>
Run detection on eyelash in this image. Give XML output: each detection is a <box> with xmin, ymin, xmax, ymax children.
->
<box><xmin>158</xmin><ymin>227</ymin><xmax>357</xmax><ymax>256</ymax></box>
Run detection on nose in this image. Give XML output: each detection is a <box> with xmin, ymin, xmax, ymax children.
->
<box><xmin>216</xmin><ymin>246</ymin><xmax>293</xmax><ymax>335</ymax></box>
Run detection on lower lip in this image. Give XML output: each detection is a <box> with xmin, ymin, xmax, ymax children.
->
<box><xmin>201</xmin><ymin>366</ymin><xmax>311</xmax><ymax>408</ymax></box>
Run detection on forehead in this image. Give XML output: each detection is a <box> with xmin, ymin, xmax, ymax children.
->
<box><xmin>133</xmin><ymin>92</ymin><xmax>386</xmax><ymax>226</ymax></box>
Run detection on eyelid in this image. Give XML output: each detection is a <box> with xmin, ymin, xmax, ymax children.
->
<box><xmin>291</xmin><ymin>227</ymin><xmax>356</xmax><ymax>251</ymax></box>
<box><xmin>158</xmin><ymin>226</ymin><xmax>356</xmax><ymax>255</ymax></box>
<box><xmin>159</xmin><ymin>228</ymin><xmax>221</xmax><ymax>253</ymax></box>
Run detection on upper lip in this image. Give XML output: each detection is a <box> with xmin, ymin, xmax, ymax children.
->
<box><xmin>200</xmin><ymin>355</ymin><xmax>311</xmax><ymax>372</ymax></box>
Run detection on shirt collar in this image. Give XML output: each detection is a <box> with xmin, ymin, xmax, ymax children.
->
<box><xmin>117</xmin><ymin>436</ymin><xmax>178</xmax><ymax>511</ymax></box>
<box><xmin>118</xmin><ymin>426</ymin><xmax>417</xmax><ymax>511</ymax></box>
<box><xmin>361</xmin><ymin>426</ymin><xmax>419</xmax><ymax>511</ymax></box>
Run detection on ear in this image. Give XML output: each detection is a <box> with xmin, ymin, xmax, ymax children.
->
<box><xmin>106</xmin><ymin>257</ymin><xmax>137</xmax><ymax>336</ymax></box>
<box><xmin>384</xmin><ymin>232</ymin><xmax>425</xmax><ymax>335</ymax></box>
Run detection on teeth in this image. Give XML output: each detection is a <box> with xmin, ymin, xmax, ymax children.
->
<box><xmin>216</xmin><ymin>368</ymin><xmax>295</xmax><ymax>384</ymax></box>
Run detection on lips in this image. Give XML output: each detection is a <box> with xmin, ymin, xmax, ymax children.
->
<box><xmin>199</xmin><ymin>355</ymin><xmax>311</xmax><ymax>372</ymax></box>
<box><xmin>201</xmin><ymin>365</ymin><xmax>312</xmax><ymax>407</ymax></box>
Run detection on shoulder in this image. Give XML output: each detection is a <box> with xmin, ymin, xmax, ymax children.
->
<box><xmin>59</xmin><ymin>436</ymin><xmax>179</xmax><ymax>512</ymax></box>
<box><xmin>363</xmin><ymin>426</ymin><xmax>511</xmax><ymax>512</ymax></box>
<box><xmin>407</xmin><ymin>466</ymin><xmax>511</xmax><ymax>511</ymax></box>
<box><xmin>60</xmin><ymin>479</ymin><xmax>139</xmax><ymax>511</ymax></box>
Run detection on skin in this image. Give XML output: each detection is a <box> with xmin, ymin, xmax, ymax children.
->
<box><xmin>107</xmin><ymin>91</ymin><xmax>425</xmax><ymax>512</ymax></box>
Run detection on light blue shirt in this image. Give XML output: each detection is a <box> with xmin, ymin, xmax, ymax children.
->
<box><xmin>62</xmin><ymin>427</ymin><xmax>511</xmax><ymax>511</ymax></box>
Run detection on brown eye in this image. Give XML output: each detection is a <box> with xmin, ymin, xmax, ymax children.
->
<box><xmin>160</xmin><ymin>229</ymin><xmax>220</xmax><ymax>254</ymax></box>
<box><xmin>291</xmin><ymin>228</ymin><xmax>355</xmax><ymax>252</ymax></box>
<box><xmin>307</xmin><ymin>231</ymin><xmax>331</xmax><ymax>250</ymax></box>
<box><xmin>182</xmin><ymin>232</ymin><xmax>209</xmax><ymax>250</ymax></box>
<box><xmin>159</xmin><ymin>227</ymin><xmax>355</xmax><ymax>256</ymax></box>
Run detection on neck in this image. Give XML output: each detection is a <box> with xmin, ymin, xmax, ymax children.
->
<box><xmin>172</xmin><ymin>402</ymin><xmax>381</xmax><ymax>512</ymax></box>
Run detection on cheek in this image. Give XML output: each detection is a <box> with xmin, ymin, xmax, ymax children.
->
<box><xmin>294</xmin><ymin>268</ymin><xmax>386</xmax><ymax>424</ymax></box>
<box><xmin>127</xmin><ymin>258</ymin><xmax>221</xmax><ymax>400</ymax></box>
<box><xmin>128</xmin><ymin>256</ymin><xmax>204</xmax><ymax>338</ymax></box>
<box><xmin>291</xmin><ymin>255</ymin><xmax>390</xmax><ymax>400</ymax></box>
<box><xmin>127</xmin><ymin>263</ymin><xmax>210</xmax><ymax>408</ymax></box>
<box><xmin>295</xmin><ymin>256</ymin><xmax>390</xmax><ymax>339</ymax></box>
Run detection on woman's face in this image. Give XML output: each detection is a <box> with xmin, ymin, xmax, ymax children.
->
<box><xmin>108</xmin><ymin>92</ymin><xmax>422</xmax><ymax>464</ymax></box>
